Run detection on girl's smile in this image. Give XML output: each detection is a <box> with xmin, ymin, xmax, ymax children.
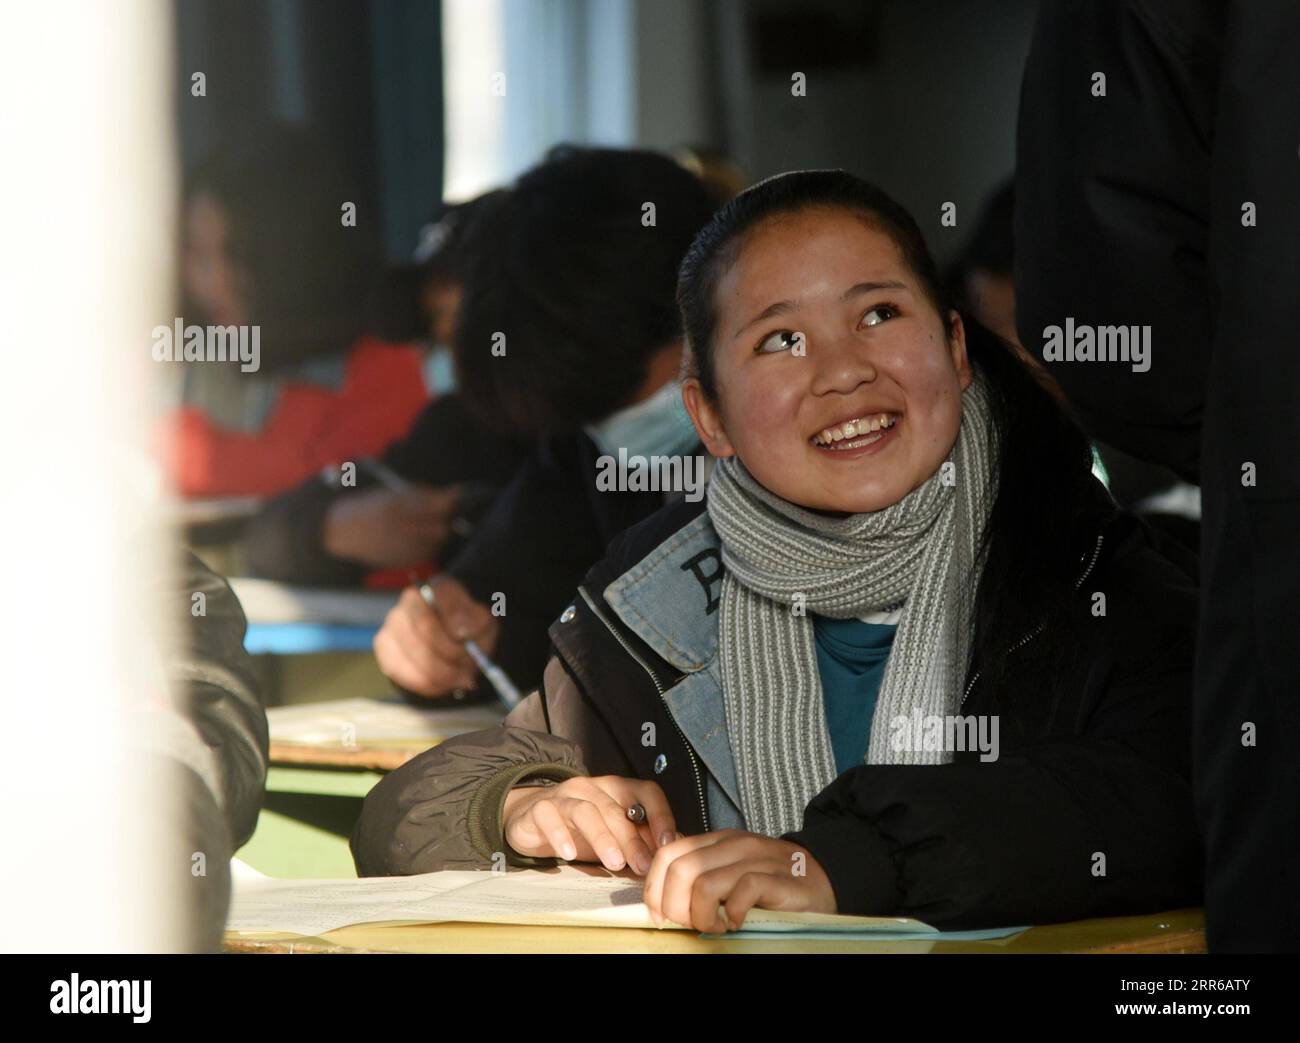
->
<box><xmin>810</xmin><ymin>411</ymin><xmax>903</xmax><ymax>456</ymax></box>
<box><xmin>684</xmin><ymin>207</ymin><xmax>972</xmax><ymax>514</ymax></box>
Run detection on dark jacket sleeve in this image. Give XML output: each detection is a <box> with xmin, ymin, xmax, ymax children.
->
<box><xmin>243</xmin><ymin>393</ymin><xmax>530</xmax><ymax>586</ymax></box>
<box><xmin>784</xmin><ymin>536</ymin><xmax>1202</xmax><ymax>929</ymax></box>
<box><xmin>160</xmin><ymin>755</ymin><xmax>236</xmax><ymax>952</ymax></box>
<box><xmin>447</xmin><ymin>434</ymin><xmax>668</xmax><ymax>695</ymax></box>
<box><xmin>445</xmin><ymin>448</ymin><xmax>593</xmax><ymax>694</ymax></box>
<box><xmin>351</xmin><ymin>658</ymin><xmax>592</xmax><ymax>876</ymax></box>
<box><xmin>174</xmin><ymin>552</ymin><xmax>269</xmax><ymax>850</ymax></box>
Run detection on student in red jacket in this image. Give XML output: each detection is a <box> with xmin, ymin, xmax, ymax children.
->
<box><xmin>158</xmin><ymin>123</ymin><xmax>430</xmax><ymax>498</ymax></box>
<box><xmin>241</xmin><ymin>192</ymin><xmax>531</xmax><ymax>588</ymax></box>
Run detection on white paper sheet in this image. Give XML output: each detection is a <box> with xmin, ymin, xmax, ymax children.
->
<box><xmin>267</xmin><ymin>696</ymin><xmax>505</xmax><ymax>747</ymax></box>
<box><xmin>227</xmin><ymin>863</ymin><xmax>934</xmax><ymax>936</ymax></box>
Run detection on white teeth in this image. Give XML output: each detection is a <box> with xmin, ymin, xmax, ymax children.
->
<box><xmin>812</xmin><ymin>413</ymin><xmax>900</xmax><ymax>446</ymax></box>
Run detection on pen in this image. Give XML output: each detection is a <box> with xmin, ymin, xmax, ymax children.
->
<box><xmin>413</xmin><ymin>577</ymin><xmax>522</xmax><ymax>710</ymax></box>
<box><xmin>361</xmin><ymin>457</ymin><xmax>415</xmax><ymax>495</ymax></box>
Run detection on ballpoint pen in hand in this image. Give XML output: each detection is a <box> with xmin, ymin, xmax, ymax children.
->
<box><xmin>410</xmin><ymin>575</ymin><xmax>522</xmax><ymax>710</ymax></box>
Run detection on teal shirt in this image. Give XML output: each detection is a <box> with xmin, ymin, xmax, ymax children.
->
<box><xmin>813</xmin><ymin>616</ymin><xmax>897</xmax><ymax>774</ymax></box>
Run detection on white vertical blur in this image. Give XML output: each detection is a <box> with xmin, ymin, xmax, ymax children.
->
<box><xmin>443</xmin><ymin>0</ymin><xmax>507</xmax><ymax>200</ymax></box>
<box><xmin>442</xmin><ymin>0</ymin><xmax>635</xmax><ymax>202</ymax></box>
<box><xmin>0</xmin><ymin>0</ymin><xmax>178</xmax><ymax>950</ymax></box>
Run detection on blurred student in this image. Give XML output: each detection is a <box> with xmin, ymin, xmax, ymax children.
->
<box><xmin>371</xmin><ymin>146</ymin><xmax>717</xmax><ymax>700</ymax></box>
<box><xmin>354</xmin><ymin>172</ymin><xmax>1201</xmax><ymax>931</ymax></box>
<box><xmin>159</xmin><ymin>123</ymin><xmax>430</xmax><ymax>498</ymax></box>
<box><xmin>243</xmin><ymin>193</ymin><xmax>530</xmax><ymax>587</ymax></box>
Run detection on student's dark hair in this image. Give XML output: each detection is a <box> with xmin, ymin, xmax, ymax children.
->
<box><xmin>452</xmin><ymin>146</ymin><xmax>717</xmax><ymax>434</ymax></box>
<box><xmin>185</xmin><ymin>122</ymin><xmax>382</xmax><ymax>371</ymax></box>
<box><xmin>415</xmin><ymin>190</ymin><xmax>510</xmax><ymax>285</ymax></box>
<box><xmin>677</xmin><ymin>169</ymin><xmax>1111</xmax><ymax>687</ymax></box>
<box><xmin>368</xmin><ymin>190</ymin><xmax>508</xmax><ymax>344</ymax></box>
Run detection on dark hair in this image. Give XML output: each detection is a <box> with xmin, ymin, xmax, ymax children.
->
<box><xmin>452</xmin><ymin>146</ymin><xmax>717</xmax><ymax>434</ymax></box>
<box><xmin>367</xmin><ymin>190</ymin><xmax>509</xmax><ymax>344</ymax></box>
<box><xmin>185</xmin><ymin>122</ymin><xmax>382</xmax><ymax>370</ymax></box>
<box><xmin>415</xmin><ymin>190</ymin><xmax>510</xmax><ymax>286</ymax></box>
<box><xmin>676</xmin><ymin>169</ymin><xmax>1110</xmax><ymax>688</ymax></box>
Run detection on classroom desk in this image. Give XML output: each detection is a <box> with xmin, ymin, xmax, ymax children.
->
<box><xmin>235</xmin><ymin>765</ymin><xmax>382</xmax><ymax>878</ymax></box>
<box><xmin>177</xmin><ymin>496</ymin><xmax>265</xmax><ymax>579</ymax></box>
<box><xmin>231</xmin><ymin>698</ymin><xmax>1206</xmax><ymax>954</ymax></box>
<box><xmin>228</xmin><ymin>580</ymin><xmax>401</xmax><ymax>705</ymax></box>
<box><xmin>225</xmin><ymin>907</ymin><xmax>1205</xmax><ymax>954</ymax></box>
<box><xmin>230</xmin><ymin>579</ymin><xmax>399</xmax><ymax>628</ymax></box>
<box><xmin>236</xmin><ymin>698</ymin><xmax>507</xmax><ymax>878</ymax></box>
<box><xmin>231</xmin><ymin>579</ymin><xmax>396</xmax><ymax>660</ymax></box>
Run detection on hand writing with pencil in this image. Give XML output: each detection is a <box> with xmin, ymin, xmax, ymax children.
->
<box><xmin>502</xmin><ymin>776</ymin><xmax>679</xmax><ymax>877</ymax></box>
<box><xmin>642</xmin><ymin>830</ymin><xmax>837</xmax><ymax>932</ymax></box>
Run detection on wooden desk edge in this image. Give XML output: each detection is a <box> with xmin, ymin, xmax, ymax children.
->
<box><xmin>225</xmin><ymin>913</ymin><xmax>1207</xmax><ymax>955</ymax></box>
<box><xmin>270</xmin><ymin>741</ymin><xmax>424</xmax><ymax>772</ymax></box>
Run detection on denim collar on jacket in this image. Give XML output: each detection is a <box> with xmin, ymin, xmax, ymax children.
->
<box><xmin>602</xmin><ymin>512</ymin><xmax>746</xmax><ymax>827</ymax></box>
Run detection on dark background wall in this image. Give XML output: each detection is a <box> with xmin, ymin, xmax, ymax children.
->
<box><xmin>174</xmin><ymin>0</ymin><xmax>444</xmax><ymax>262</ymax></box>
<box><xmin>704</xmin><ymin>0</ymin><xmax>1039</xmax><ymax>264</ymax></box>
<box><xmin>172</xmin><ymin>0</ymin><xmax>1036</xmax><ymax>266</ymax></box>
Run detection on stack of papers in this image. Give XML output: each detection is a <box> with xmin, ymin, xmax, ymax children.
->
<box><xmin>229</xmin><ymin>862</ymin><xmax>960</xmax><ymax>938</ymax></box>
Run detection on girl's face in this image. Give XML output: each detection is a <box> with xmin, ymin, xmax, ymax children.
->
<box><xmin>183</xmin><ymin>192</ymin><xmax>248</xmax><ymax>327</ymax></box>
<box><xmin>683</xmin><ymin>208</ymin><xmax>972</xmax><ymax>514</ymax></box>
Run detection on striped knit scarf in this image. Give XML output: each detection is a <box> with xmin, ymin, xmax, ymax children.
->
<box><xmin>705</xmin><ymin>373</ymin><xmax>998</xmax><ymax>837</ymax></box>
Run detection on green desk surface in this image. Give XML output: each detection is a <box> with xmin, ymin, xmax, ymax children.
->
<box><xmin>237</xmin><ymin>764</ymin><xmax>384</xmax><ymax>878</ymax></box>
<box><xmin>266</xmin><ymin>764</ymin><xmax>384</xmax><ymax>798</ymax></box>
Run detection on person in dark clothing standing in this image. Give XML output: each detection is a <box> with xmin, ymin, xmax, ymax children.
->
<box><xmin>1015</xmin><ymin>0</ymin><xmax>1300</xmax><ymax>951</ymax></box>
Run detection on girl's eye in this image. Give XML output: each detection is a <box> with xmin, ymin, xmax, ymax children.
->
<box><xmin>862</xmin><ymin>304</ymin><xmax>898</xmax><ymax>327</ymax></box>
<box><xmin>756</xmin><ymin>329</ymin><xmax>803</xmax><ymax>354</ymax></box>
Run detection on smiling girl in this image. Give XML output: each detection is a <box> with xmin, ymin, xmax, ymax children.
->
<box><xmin>353</xmin><ymin>171</ymin><xmax>1201</xmax><ymax>931</ymax></box>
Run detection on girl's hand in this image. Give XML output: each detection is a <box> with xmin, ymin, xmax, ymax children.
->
<box><xmin>503</xmin><ymin>775</ymin><xmax>678</xmax><ymax>876</ymax></box>
<box><xmin>643</xmin><ymin>829</ymin><xmax>837</xmax><ymax>931</ymax></box>
<box><xmin>324</xmin><ymin>484</ymin><xmax>462</xmax><ymax>569</ymax></box>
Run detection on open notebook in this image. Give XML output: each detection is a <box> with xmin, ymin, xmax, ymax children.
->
<box><xmin>228</xmin><ymin>861</ymin><xmax>941</xmax><ymax>937</ymax></box>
